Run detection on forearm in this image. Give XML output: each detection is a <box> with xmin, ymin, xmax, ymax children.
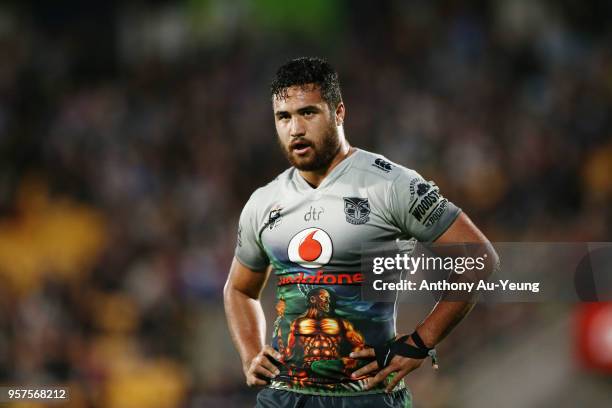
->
<box><xmin>414</xmin><ymin>301</ymin><xmax>475</xmax><ymax>347</ymax></box>
<box><xmin>224</xmin><ymin>286</ymin><xmax>267</xmax><ymax>371</ymax></box>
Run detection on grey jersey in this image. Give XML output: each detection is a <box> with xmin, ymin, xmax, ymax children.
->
<box><xmin>235</xmin><ymin>148</ymin><xmax>461</xmax><ymax>395</ymax></box>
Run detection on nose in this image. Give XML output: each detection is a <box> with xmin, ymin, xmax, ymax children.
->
<box><xmin>290</xmin><ymin>116</ymin><xmax>306</xmax><ymax>138</ymax></box>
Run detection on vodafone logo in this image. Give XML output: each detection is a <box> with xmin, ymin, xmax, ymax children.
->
<box><xmin>287</xmin><ymin>228</ymin><xmax>333</xmax><ymax>268</ymax></box>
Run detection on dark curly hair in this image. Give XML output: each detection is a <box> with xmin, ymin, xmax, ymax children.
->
<box><xmin>270</xmin><ymin>57</ymin><xmax>342</xmax><ymax>109</ymax></box>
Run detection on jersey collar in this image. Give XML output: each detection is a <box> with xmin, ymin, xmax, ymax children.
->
<box><xmin>292</xmin><ymin>148</ymin><xmax>361</xmax><ymax>193</ymax></box>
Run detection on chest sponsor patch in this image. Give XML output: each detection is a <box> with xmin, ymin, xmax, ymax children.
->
<box><xmin>287</xmin><ymin>228</ymin><xmax>333</xmax><ymax>268</ymax></box>
<box><xmin>277</xmin><ymin>270</ymin><xmax>364</xmax><ymax>286</ymax></box>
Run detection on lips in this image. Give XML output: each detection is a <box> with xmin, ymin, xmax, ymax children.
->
<box><xmin>290</xmin><ymin>139</ymin><xmax>313</xmax><ymax>155</ymax></box>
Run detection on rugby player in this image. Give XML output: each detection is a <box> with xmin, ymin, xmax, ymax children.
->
<box><xmin>224</xmin><ymin>57</ymin><xmax>498</xmax><ymax>407</ymax></box>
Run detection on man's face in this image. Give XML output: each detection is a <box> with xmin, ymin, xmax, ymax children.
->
<box><xmin>310</xmin><ymin>289</ymin><xmax>331</xmax><ymax>313</ymax></box>
<box><xmin>273</xmin><ymin>85</ymin><xmax>342</xmax><ymax>171</ymax></box>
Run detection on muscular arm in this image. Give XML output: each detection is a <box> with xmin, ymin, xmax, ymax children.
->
<box><xmin>414</xmin><ymin>212</ymin><xmax>499</xmax><ymax>347</ymax></box>
<box><xmin>351</xmin><ymin>212</ymin><xmax>499</xmax><ymax>391</ymax></box>
<box><xmin>223</xmin><ymin>257</ymin><xmax>272</xmax><ymax>374</ymax></box>
<box><xmin>343</xmin><ymin>320</ymin><xmax>365</xmax><ymax>351</ymax></box>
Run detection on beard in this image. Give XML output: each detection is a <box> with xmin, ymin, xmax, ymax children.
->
<box><xmin>279</xmin><ymin>123</ymin><xmax>341</xmax><ymax>172</ymax></box>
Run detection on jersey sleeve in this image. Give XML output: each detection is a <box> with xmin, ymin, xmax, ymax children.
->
<box><xmin>387</xmin><ymin>168</ymin><xmax>461</xmax><ymax>242</ymax></box>
<box><xmin>234</xmin><ymin>195</ymin><xmax>270</xmax><ymax>271</ymax></box>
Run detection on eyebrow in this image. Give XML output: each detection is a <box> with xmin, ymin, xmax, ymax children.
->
<box><xmin>298</xmin><ymin>105</ymin><xmax>321</xmax><ymax>113</ymax></box>
<box><xmin>274</xmin><ymin>105</ymin><xmax>322</xmax><ymax>117</ymax></box>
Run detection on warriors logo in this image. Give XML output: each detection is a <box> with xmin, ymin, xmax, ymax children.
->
<box><xmin>343</xmin><ymin>197</ymin><xmax>370</xmax><ymax>225</ymax></box>
<box><xmin>288</xmin><ymin>228</ymin><xmax>333</xmax><ymax>268</ymax></box>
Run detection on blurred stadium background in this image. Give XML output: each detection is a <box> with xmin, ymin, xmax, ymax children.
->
<box><xmin>0</xmin><ymin>0</ymin><xmax>611</xmax><ymax>407</ymax></box>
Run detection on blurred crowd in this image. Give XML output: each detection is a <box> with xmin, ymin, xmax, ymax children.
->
<box><xmin>0</xmin><ymin>1</ymin><xmax>610</xmax><ymax>407</ymax></box>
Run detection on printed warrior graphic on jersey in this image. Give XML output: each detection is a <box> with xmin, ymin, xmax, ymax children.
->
<box><xmin>235</xmin><ymin>149</ymin><xmax>461</xmax><ymax>396</ymax></box>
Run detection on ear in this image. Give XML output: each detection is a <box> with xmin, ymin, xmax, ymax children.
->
<box><xmin>335</xmin><ymin>102</ymin><xmax>345</xmax><ymax>126</ymax></box>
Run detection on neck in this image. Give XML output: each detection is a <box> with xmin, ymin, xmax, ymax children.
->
<box><xmin>299</xmin><ymin>136</ymin><xmax>353</xmax><ymax>188</ymax></box>
<box><xmin>305</xmin><ymin>307</ymin><xmax>324</xmax><ymax>319</ymax></box>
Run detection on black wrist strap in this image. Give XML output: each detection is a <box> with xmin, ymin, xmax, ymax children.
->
<box><xmin>410</xmin><ymin>330</ymin><xmax>429</xmax><ymax>350</ymax></box>
<box><xmin>374</xmin><ymin>331</ymin><xmax>439</xmax><ymax>369</ymax></box>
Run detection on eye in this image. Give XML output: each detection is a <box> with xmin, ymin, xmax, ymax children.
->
<box><xmin>303</xmin><ymin>110</ymin><xmax>315</xmax><ymax>117</ymax></box>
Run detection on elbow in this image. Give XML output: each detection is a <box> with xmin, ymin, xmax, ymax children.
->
<box><xmin>223</xmin><ymin>276</ymin><xmax>260</xmax><ymax>302</ymax></box>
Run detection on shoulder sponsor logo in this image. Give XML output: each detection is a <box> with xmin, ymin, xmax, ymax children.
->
<box><xmin>409</xmin><ymin>181</ymin><xmax>447</xmax><ymax>226</ymax></box>
<box><xmin>343</xmin><ymin>197</ymin><xmax>370</xmax><ymax>225</ymax></box>
<box><xmin>372</xmin><ymin>158</ymin><xmax>393</xmax><ymax>173</ymax></box>
<box><xmin>410</xmin><ymin>178</ymin><xmax>432</xmax><ymax>196</ymax></box>
<box><xmin>288</xmin><ymin>228</ymin><xmax>333</xmax><ymax>268</ymax></box>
